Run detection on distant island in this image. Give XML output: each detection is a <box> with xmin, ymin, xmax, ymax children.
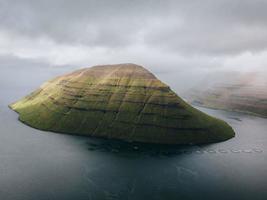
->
<box><xmin>184</xmin><ymin>71</ymin><xmax>267</xmax><ymax>118</ymax></box>
<box><xmin>10</xmin><ymin>63</ymin><xmax>234</xmax><ymax>144</ymax></box>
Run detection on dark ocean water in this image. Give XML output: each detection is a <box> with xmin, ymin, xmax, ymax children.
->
<box><xmin>0</xmin><ymin>66</ymin><xmax>267</xmax><ymax>200</ymax></box>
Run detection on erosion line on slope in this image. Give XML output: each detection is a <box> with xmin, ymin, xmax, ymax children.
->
<box><xmin>91</xmin><ymin>66</ymin><xmax>127</xmax><ymax>136</ymax></box>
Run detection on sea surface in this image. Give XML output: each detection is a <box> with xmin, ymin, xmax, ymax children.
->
<box><xmin>0</xmin><ymin>66</ymin><xmax>267</xmax><ymax>200</ymax></box>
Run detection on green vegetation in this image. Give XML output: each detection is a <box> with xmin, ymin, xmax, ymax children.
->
<box><xmin>10</xmin><ymin>63</ymin><xmax>235</xmax><ymax>144</ymax></box>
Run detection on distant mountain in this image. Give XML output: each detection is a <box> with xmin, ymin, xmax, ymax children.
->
<box><xmin>184</xmin><ymin>71</ymin><xmax>267</xmax><ymax>117</ymax></box>
<box><xmin>10</xmin><ymin>63</ymin><xmax>234</xmax><ymax>144</ymax></box>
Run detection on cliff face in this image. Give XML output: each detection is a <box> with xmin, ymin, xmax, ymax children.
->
<box><xmin>10</xmin><ymin>63</ymin><xmax>234</xmax><ymax>144</ymax></box>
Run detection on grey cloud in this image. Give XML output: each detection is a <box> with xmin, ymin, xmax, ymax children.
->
<box><xmin>144</xmin><ymin>0</ymin><xmax>267</xmax><ymax>55</ymax></box>
<box><xmin>0</xmin><ymin>0</ymin><xmax>267</xmax><ymax>55</ymax></box>
<box><xmin>0</xmin><ymin>0</ymin><xmax>162</xmax><ymax>47</ymax></box>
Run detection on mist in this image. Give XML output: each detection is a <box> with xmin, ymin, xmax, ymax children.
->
<box><xmin>0</xmin><ymin>1</ymin><xmax>267</xmax><ymax>89</ymax></box>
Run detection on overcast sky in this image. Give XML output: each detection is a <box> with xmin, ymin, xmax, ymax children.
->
<box><xmin>1</xmin><ymin>0</ymin><xmax>267</xmax><ymax>91</ymax></box>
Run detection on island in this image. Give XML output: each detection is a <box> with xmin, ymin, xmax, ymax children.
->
<box><xmin>184</xmin><ymin>71</ymin><xmax>267</xmax><ymax>118</ymax></box>
<box><xmin>10</xmin><ymin>63</ymin><xmax>235</xmax><ymax>144</ymax></box>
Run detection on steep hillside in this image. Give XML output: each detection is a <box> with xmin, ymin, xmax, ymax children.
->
<box><xmin>10</xmin><ymin>63</ymin><xmax>234</xmax><ymax>144</ymax></box>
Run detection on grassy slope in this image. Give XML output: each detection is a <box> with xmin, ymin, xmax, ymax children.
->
<box><xmin>10</xmin><ymin>64</ymin><xmax>235</xmax><ymax>144</ymax></box>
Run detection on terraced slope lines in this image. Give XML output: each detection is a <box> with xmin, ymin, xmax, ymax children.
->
<box><xmin>10</xmin><ymin>64</ymin><xmax>235</xmax><ymax>144</ymax></box>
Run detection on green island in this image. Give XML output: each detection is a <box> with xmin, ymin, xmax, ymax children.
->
<box><xmin>10</xmin><ymin>63</ymin><xmax>235</xmax><ymax>144</ymax></box>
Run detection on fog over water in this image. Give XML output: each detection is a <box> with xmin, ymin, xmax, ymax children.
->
<box><xmin>1</xmin><ymin>1</ymin><xmax>267</xmax><ymax>199</ymax></box>
<box><xmin>0</xmin><ymin>64</ymin><xmax>267</xmax><ymax>200</ymax></box>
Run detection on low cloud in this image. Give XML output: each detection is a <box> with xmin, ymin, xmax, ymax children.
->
<box><xmin>0</xmin><ymin>0</ymin><xmax>267</xmax><ymax>76</ymax></box>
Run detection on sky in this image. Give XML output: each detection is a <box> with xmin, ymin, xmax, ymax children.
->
<box><xmin>0</xmin><ymin>0</ymin><xmax>267</xmax><ymax>92</ymax></box>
